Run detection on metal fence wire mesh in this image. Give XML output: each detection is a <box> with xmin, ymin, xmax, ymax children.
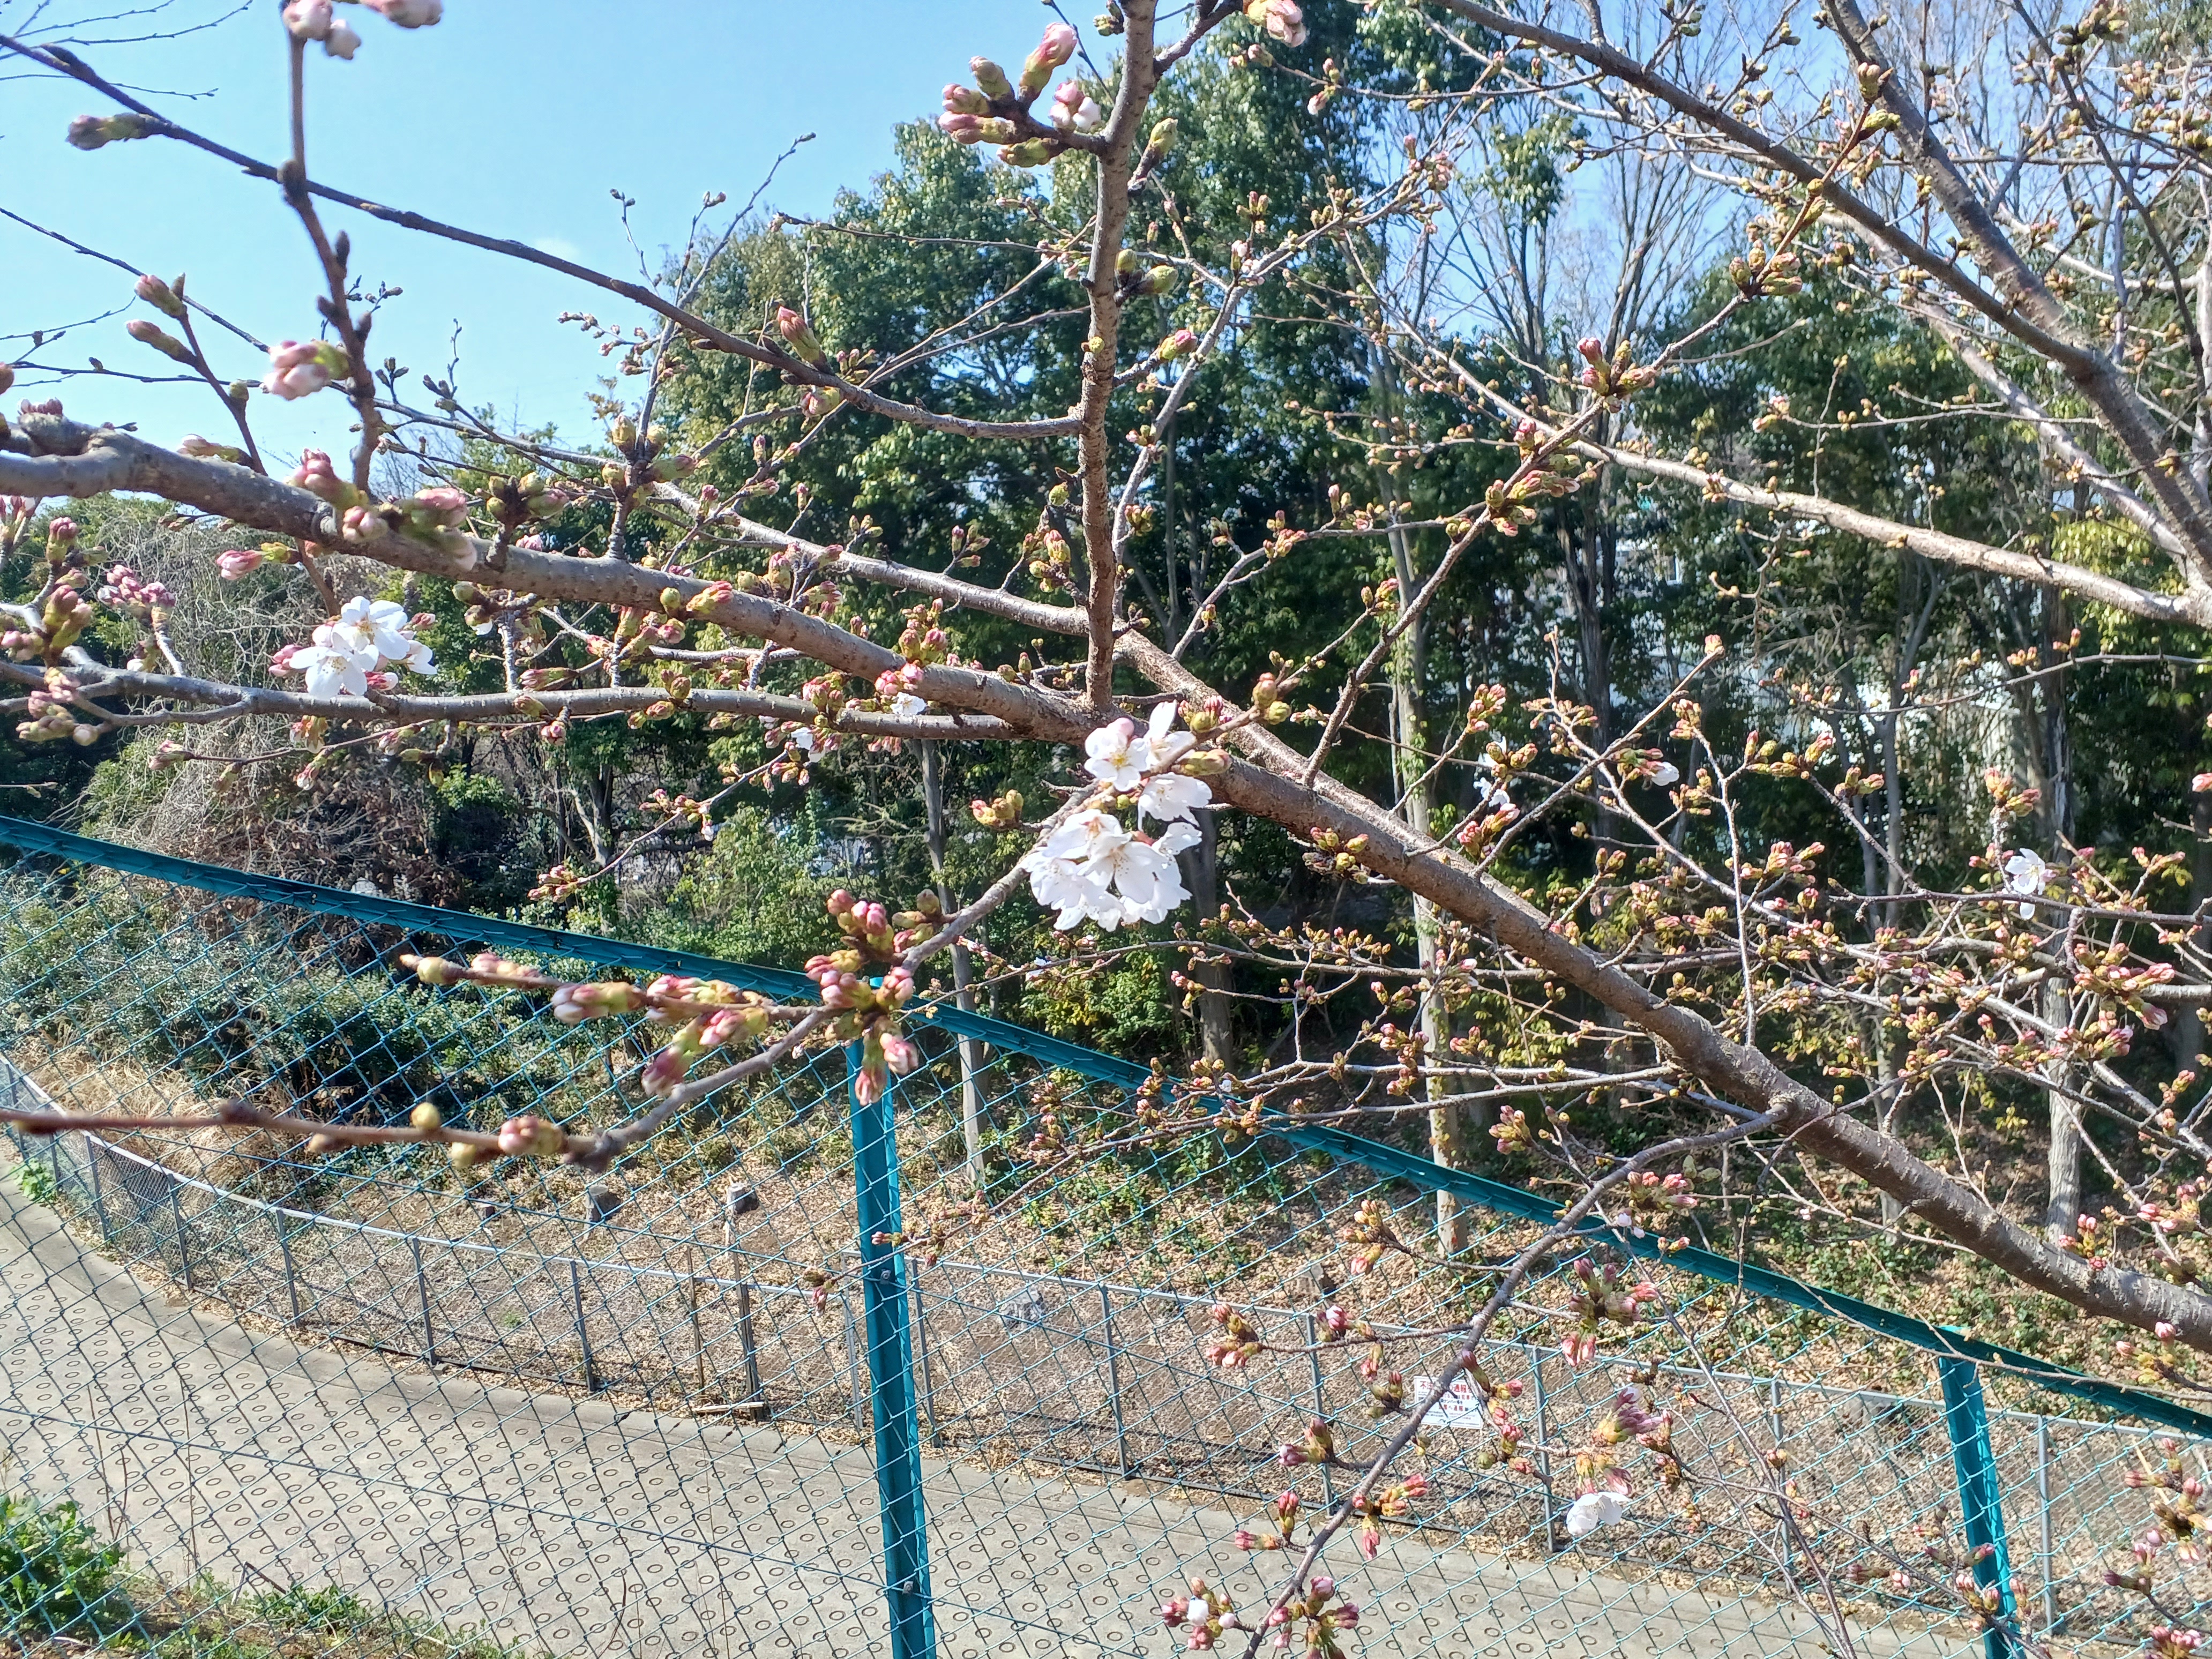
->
<box><xmin>0</xmin><ymin>823</ymin><xmax>2207</xmax><ymax>1659</ymax></box>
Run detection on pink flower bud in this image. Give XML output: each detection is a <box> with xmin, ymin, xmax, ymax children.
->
<box><xmin>938</xmin><ymin>113</ymin><xmax>984</xmax><ymax>142</ymax></box>
<box><xmin>1036</xmin><ymin>21</ymin><xmax>1079</xmax><ymax>66</ymax></box>
<box><xmin>943</xmin><ymin>84</ymin><xmax>989</xmax><ymax>116</ymax></box>
<box><xmin>1242</xmin><ymin>0</ymin><xmax>1307</xmax><ymax>45</ymax></box>
<box><xmin>1051</xmin><ymin>80</ymin><xmax>1103</xmax><ymax>133</ymax></box>
<box><xmin>264</xmin><ymin>340</ymin><xmax>339</xmax><ymax>400</ymax></box>
<box><xmin>291</xmin><ymin>449</ymin><xmax>346</xmax><ymax>501</ymax></box>
<box><xmin>283</xmin><ymin>0</ymin><xmax>333</xmax><ymax>42</ymax></box>
<box><xmin>133</xmin><ymin>273</ymin><xmax>185</xmax><ymax>319</ymax></box>
<box><xmin>880</xmin><ymin>1032</ymin><xmax>920</xmax><ymax>1075</ymax></box>
<box><xmin>413</xmin><ymin>484</ymin><xmax>469</xmax><ymax>525</ymax></box>
<box><xmin>323</xmin><ymin>17</ymin><xmax>361</xmax><ymax>57</ymax></box>
<box><xmin>775</xmin><ymin>307</ymin><xmax>826</xmax><ymax>365</ymax></box>
<box><xmin>364</xmin><ymin>0</ymin><xmax>442</xmax><ymax>23</ymax></box>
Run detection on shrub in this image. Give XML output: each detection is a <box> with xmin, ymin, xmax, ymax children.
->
<box><xmin>0</xmin><ymin>1492</ymin><xmax>132</xmax><ymax>1640</ymax></box>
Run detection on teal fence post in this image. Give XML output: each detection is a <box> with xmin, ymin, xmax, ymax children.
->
<box><xmin>1938</xmin><ymin>1350</ymin><xmax>2023</xmax><ymax>1659</ymax></box>
<box><xmin>849</xmin><ymin>1044</ymin><xmax>936</xmax><ymax>1659</ymax></box>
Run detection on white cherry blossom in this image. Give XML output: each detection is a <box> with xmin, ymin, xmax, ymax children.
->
<box><xmin>892</xmin><ymin>692</ymin><xmax>927</xmax><ymax>721</ymax></box>
<box><xmin>1084</xmin><ymin>718</ymin><xmax>1147</xmax><ymax>790</ymax></box>
<box><xmin>293</xmin><ymin>629</ymin><xmax>375</xmax><ymax>698</ymax></box>
<box><xmin>1138</xmin><ymin>771</ymin><xmax>1211</xmax><ymax>826</ymax></box>
<box><xmin>1077</xmin><ymin>829</ymin><xmax>1189</xmax><ymax>927</ymax></box>
<box><xmin>282</xmin><ymin>596</ymin><xmax>435</xmax><ymax>698</ymax></box>
<box><xmin>1564</xmin><ymin>1490</ymin><xmax>1630</xmax><ymax>1539</ymax></box>
<box><xmin>1142</xmin><ymin>700</ymin><xmax>1195</xmax><ymax>770</ymax></box>
<box><xmin>2002</xmin><ymin>848</ymin><xmax>2050</xmax><ymax>920</ymax></box>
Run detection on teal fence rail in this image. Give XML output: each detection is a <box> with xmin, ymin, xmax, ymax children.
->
<box><xmin>0</xmin><ymin>815</ymin><xmax>2204</xmax><ymax>1659</ymax></box>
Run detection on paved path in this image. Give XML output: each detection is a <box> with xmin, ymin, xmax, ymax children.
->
<box><xmin>0</xmin><ymin>1180</ymin><xmax>1974</xmax><ymax>1659</ymax></box>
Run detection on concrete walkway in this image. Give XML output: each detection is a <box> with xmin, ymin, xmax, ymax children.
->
<box><xmin>0</xmin><ymin>1179</ymin><xmax>1974</xmax><ymax>1659</ymax></box>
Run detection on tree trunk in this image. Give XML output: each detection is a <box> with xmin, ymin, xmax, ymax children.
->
<box><xmin>2032</xmin><ymin>582</ymin><xmax>2079</xmax><ymax>1239</ymax></box>
<box><xmin>921</xmin><ymin>742</ymin><xmax>987</xmax><ymax>1185</ymax></box>
<box><xmin>2172</xmin><ymin>791</ymin><xmax>2212</xmax><ymax>1075</ymax></box>
<box><xmin>1389</xmin><ymin>518</ymin><xmax>1470</xmax><ymax>1252</ymax></box>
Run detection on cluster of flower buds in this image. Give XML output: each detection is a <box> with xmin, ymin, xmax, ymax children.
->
<box><xmin>1050</xmin><ymin>79</ymin><xmax>1103</xmax><ymax>133</ymax></box>
<box><xmin>283</xmin><ymin>0</ymin><xmax>362</xmax><ymax>56</ymax></box>
<box><xmin>1231</xmin><ymin>1488</ymin><xmax>1303</xmax><ymax>1552</ymax></box>
<box><xmin>96</xmin><ymin>565</ymin><xmax>175</xmax><ymax>623</ymax></box>
<box><xmin>938</xmin><ymin>24</ymin><xmax>1088</xmax><ymax>167</ymax></box>
<box><xmin>16</xmin><ymin>677</ymin><xmax>98</xmax><ymax>746</ymax></box>
<box><xmin>2123</xmin><ymin>1442</ymin><xmax>2209</xmax><ymax>1558</ymax></box>
<box><xmin>806</xmin><ymin>890</ymin><xmax>924</xmax><ymax>1104</ymax></box>
<box><xmin>635</xmin><ymin>981</ymin><xmax>777</xmax><ymax>1097</ymax></box>
<box><xmin>1243</xmin><ymin>0</ymin><xmax>1309</xmax><ymax>46</ymax></box>
<box><xmin>1614</xmin><ymin>1170</ymin><xmax>1698</xmax><ymax>1238</ymax></box>
<box><xmin>969</xmin><ymin>789</ymin><xmax>1026</xmax><ymax>832</ymax></box>
<box><xmin>1342</xmin><ymin>1471</ymin><xmax>1430</xmax><ymax>1558</ymax></box>
<box><xmin>1205</xmin><ymin>1302</ymin><xmax>1264</xmax><ymax>1369</ymax></box>
<box><xmin>264</xmin><ymin>339</ymin><xmax>348</xmax><ymax>400</ymax></box>
<box><xmin>1558</xmin><ymin>1258</ymin><xmax>1662</xmax><ymax>1363</ymax></box>
<box><xmin>1112</xmin><ymin>248</ymin><xmax>1179</xmax><ymax>300</ymax></box>
<box><xmin>1159</xmin><ymin>1580</ymin><xmax>1247</xmax><ymax>1651</ymax></box>
<box><xmin>1275</xmin><ymin>1416</ymin><xmax>1334</xmax><ymax>1468</ymax></box>
<box><xmin>2148</xmin><ymin>1628</ymin><xmax>2208</xmax><ymax>1659</ymax></box>
<box><xmin>3</xmin><ymin>532</ymin><xmax>94</xmax><ymax>666</ymax></box>
<box><xmin>1729</xmin><ymin>235</ymin><xmax>1803</xmax><ymax>298</ymax></box>
<box><xmin>1574</xmin><ymin>335</ymin><xmax>1658</xmax><ymax>402</ymax></box>
<box><xmin>404</xmin><ymin>951</ymin><xmax>779</xmax><ymax>1102</ymax></box>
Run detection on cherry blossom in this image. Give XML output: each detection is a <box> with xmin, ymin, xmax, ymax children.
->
<box><xmin>1564</xmin><ymin>1489</ymin><xmax>1630</xmax><ymax>1539</ymax></box>
<box><xmin>1084</xmin><ymin>718</ymin><xmax>1148</xmax><ymax>790</ymax></box>
<box><xmin>283</xmin><ymin>596</ymin><xmax>436</xmax><ymax>699</ymax></box>
<box><xmin>2002</xmin><ymin>848</ymin><xmax>2051</xmax><ymax>920</ymax></box>
<box><xmin>1137</xmin><ymin>771</ymin><xmax>1210</xmax><ymax>826</ymax></box>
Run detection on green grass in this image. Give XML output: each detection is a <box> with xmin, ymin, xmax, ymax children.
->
<box><xmin>0</xmin><ymin>1490</ymin><xmax>520</xmax><ymax>1658</ymax></box>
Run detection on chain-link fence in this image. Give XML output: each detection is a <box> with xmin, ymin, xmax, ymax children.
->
<box><xmin>0</xmin><ymin>816</ymin><xmax>2206</xmax><ymax>1659</ymax></box>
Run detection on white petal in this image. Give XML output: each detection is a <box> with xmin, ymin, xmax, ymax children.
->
<box><xmin>1152</xmin><ymin>820</ymin><xmax>1202</xmax><ymax>857</ymax></box>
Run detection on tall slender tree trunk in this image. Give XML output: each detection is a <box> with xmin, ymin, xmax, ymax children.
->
<box><xmin>921</xmin><ymin>742</ymin><xmax>987</xmax><ymax>1184</ymax></box>
<box><xmin>2032</xmin><ymin>586</ymin><xmax>2079</xmax><ymax>1239</ymax></box>
<box><xmin>2172</xmin><ymin>791</ymin><xmax>2212</xmax><ymax>1077</ymax></box>
<box><xmin>1389</xmin><ymin>518</ymin><xmax>1470</xmax><ymax>1251</ymax></box>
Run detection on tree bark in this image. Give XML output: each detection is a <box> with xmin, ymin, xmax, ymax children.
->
<box><xmin>921</xmin><ymin>741</ymin><xmax>987</xmax><ymax>1185</ymax></box>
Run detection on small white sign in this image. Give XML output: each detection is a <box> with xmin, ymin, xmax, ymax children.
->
<box><xmin>1410</xmin><ymin>1373</ymin><xmax>1487</xmax><ymax>1429</ymax></box>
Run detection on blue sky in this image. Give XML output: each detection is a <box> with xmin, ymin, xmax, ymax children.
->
<box><xmin>2</xmin><ymin>0</ymin><xmax>1045</xmax><ymax>465</ymax></box>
